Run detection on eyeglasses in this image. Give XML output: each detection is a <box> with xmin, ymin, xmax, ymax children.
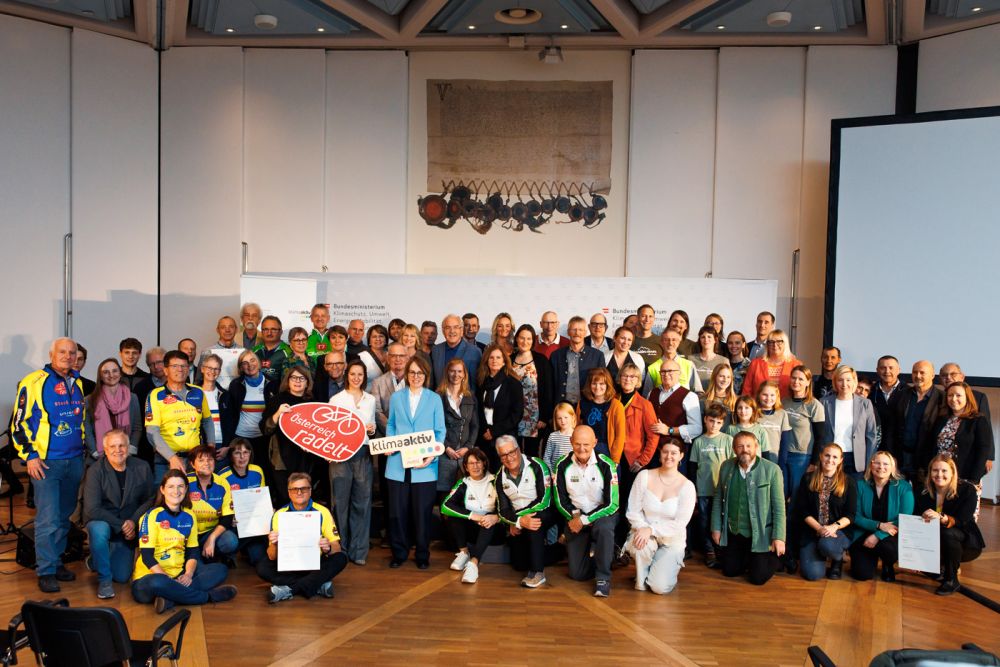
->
<box><xmin>167</xmin><ymin>364</ymin><xmax>189</xmax><ymax>370</ymax></box>
<box><xmin>290</xmin><ymin>337</ymin><xmax>308</xmax><ymax>343</ymax></box>
<box><xmin>408</xmin><ymin>370</ymin><xmax>425</xmax><ymax>377</ymax></box>
<box><xmin>662</xmin><ymin>369</ymin><xmax>680</xmax><ymax>375</ymax></box>
<box><xmin>590</xmin><ymin>322</ymin><xmax>607</xmax><ymax>328</ymax></box>
<box><xmin>498</xmin><ymin>449</ymin><xmax>520</xmax><ymax>460</ymax></box>
<box><xmin>325</xmin><ymin>362</ymin><xmax>346</xmax><ymax>367</ymax></box>
<box><xmin>288</xmin><ymin>376</ymin><xmax>307</xmax><ymax>383</ymax></box>
<box><xmin>288</xmin><ymin>486</ymin><xmax>311</xmax><ymax>494</ymax></box>
<box><xmin>766</xmin><ymin>340</ymin><xmax>784</xmax><ymax>346</ymax></box>
<box><xmin>202</xmin><ymin>366</ymin><xmax>221</xmax><ymax>373</ymax></box>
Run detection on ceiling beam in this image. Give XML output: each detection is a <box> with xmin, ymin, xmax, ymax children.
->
<box><xmin>162</xmin><ymin>0</ymin><xmax>190</xmax><ymax>49</ymax></box>
<box><xmin>132</xmin><ymin>0</ymin><xmax>158</xmax><ymax>48</ymax></box>
<box><xmin>899</xmin><ymin>0</ymin><xmax>924</xmax><ymax>43</ymax></box>
<box><xmin>589</xmin><ymin>0</ymin><xmax>640</xmax><ymax>40</ymax></box>
<box><xmin>318</xmin><ymin>0</ymin><xmax>399</xmax><ymax>40</ymax></box>
<box><xmin>0</xmin><ymin>0</ymin><xmax>141</xmax><ymax>41</ymax></box>
<box><xmin>398</xmin><ymin>0</ymin><xmax>449</xmax><ymax>38</ymax></box>
<box><xmin>864</xmin><ymin>0</ymin><xmax>887</xmax><ymax>44</ymax></box>
<box><xmin>919</xmin><ymin>10</ymin><xmax>1000</xmax><ymax>39</ymax></box>
<box><xmin>638</xmin><ymin>0</ymin><xmax>717</xmax><ymax>38</ymax></box>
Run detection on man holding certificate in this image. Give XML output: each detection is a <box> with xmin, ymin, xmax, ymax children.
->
<box><xmin>256</xmin><ymin>472</ymin><xmax>348</xmax><ymax>603</ymax></box>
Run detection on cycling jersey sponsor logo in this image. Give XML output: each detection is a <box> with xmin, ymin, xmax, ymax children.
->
<box><xmin>159</xmin><ymin>521</ymin><xmax>171</xmax><ymax>529</ymax></box>
<box><xmin>230</xmin><ymin>484</ymin><xmax>240</xmax><ymax>490</ymax></box>
<box><xmin>317</xmin><ymin>344</ymin><xmax>327</xmax><ymax>351</ymax></box>
<box><xmin>174</xmin><ymin>427</ymin><xmax>185</xmax><ymax>437</ymax></box>
<box><xmin>54</xmin><ymin>422</ymin><xmax>71</xmax><ymax>436</ymax></box>
<box><xmin>141</xmin><ymin>535</ymin><xmax>149</xmax><ymax>544</ymax></box>
<box><xmin>163</xmin><ymin>396</ymin><xmax>178</xmax><ymax>405</ymax></box>
<box><xmin>54</xmin><ymin>383</ymin><xmax>67</xmax><ymax>396</ymax></box>
<box><xmin>190</xmin><ymin>492</ymin><xmax>201</xmax><ymax>502</ymax></box>
<box><xmin>262</xmin><ymin>361</ymin><xmax>271</xmax><ymax>368</ymax></box>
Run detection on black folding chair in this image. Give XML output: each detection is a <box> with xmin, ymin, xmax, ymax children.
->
<box><xmin>1</xmin><ymin>598</ymin><xmax>66</xmax><ymax>666</ymax></box>
<box><xmin>21</xmin><ymin>600</ymin><xmax>190</xmax><ymax>667</ymax></box>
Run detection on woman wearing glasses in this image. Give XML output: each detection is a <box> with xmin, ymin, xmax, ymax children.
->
<box><xmin>286</xmin><ymin>327</ymin><xmax>315</xmax><ymax>372</ymax></box>
<box><xmin>261</xmin><ymin>367</ymin><xmax>316</xmax><ymax>507</ymax></box>
<box><xmin>385</xmin><ymin>356</ymin><xmax>447</xmax><ymax>569</ymax></box>
<box><xmin>741</xmin><ymin>330</ymin><xmax>799</xmax><ymax>399</ymax></box>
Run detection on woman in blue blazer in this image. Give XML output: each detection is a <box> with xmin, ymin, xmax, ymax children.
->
<box><xmin>849</xmin><ymin>451</ymin><xmax>914</xmax><ymax>582</ymax></box>
<box><xmin>818</xmin><ymin>366</ymin><xmax>877</xmax><ymax>477</ymax></box>
<box><xmin>386</xmin><ymin>356</ymin><xmax>447</xmax><ymax>569</ymax></box>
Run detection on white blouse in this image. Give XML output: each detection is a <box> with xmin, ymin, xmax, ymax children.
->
<box><xmin>626</xmin><ymin>469</ymin><xmax>697</xmax><ymax>541</ymax></box>
<box><xmin>329</xmin><ymin>390</ymin><xmax>377</xmax><ymax>446</ymax></box>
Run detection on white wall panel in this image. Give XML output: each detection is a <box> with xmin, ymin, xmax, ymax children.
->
<box><xmin>71</xmin><ymin>29</ymin><xmax>159</xmax><ymax>368</ymax></box>
<box><xmin>0</xmin><ymin>15</ymin><xmax>70</xmax><ymax>417</ymax></box>
<box><xmin>712</xmin><ymin>47</ymin><xmax>805</xmax><ymax>335</ymax></box>
<box><xmin>918</xmin><ymin>23</ymin><xmax>1000</xmax><ymax>112</ymax></box>
<box><xmin>326</xmin><ymin>51</ymin><xmax>407</xmax><ymax>274</ymax></box>
<box><xmin>244</xmin><ymin>49</ymin><xmax>326</xmax><ymax>273</ymax></box>
<box><xmin>627</xmin><ymin>50</ymin><xmax>717</xmax><ymax>278</ymax></box>
<box><xmin>798</xmin><ymin>46</ymin><xmax>896</xmax><ymax>364</ymax></box>
<box><xmin>160</xmin><ymin>47</ymin><xmax>245</xmax><ymax>351</ymax></box>
<box><xmin>407</xmin><ymin>51</ymin><xmax>630</xmax><ymax>276</ymax></box>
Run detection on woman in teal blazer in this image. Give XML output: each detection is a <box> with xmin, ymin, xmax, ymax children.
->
<box><xmin>385</xmin><ymin>356</ymin><xmax>447</xmax><ymax>569</ymax></box>
<box><xmin>849</xmin><ymin>451</ymin><xmax>913</xmax><ymax>582</ymax></box>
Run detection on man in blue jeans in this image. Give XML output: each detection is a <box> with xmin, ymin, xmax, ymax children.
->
<box><xmin>83</xmin><ymin>429</ymin><xmax>156</xmax><ymax>598</ymax></box>
<box><xmin>12</xmin><ymin>338</ymin><xmax>88</xmax><ymax>593</ymax></box>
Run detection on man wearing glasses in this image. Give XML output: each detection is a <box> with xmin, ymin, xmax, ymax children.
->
<box><xmin>314</xmin><ymin>351</ymin><xmax>347</xmax><ymax>401</ymax></box>
<box><xmin>253</xmin><ymin>316</ymin><xmax>292</xmax><ymax>384</ymax></box>
<box><xmin>431</xmin><ymin>314</ymin><xmax>482</xmax><ymax>391</ymax></box>
<box><xmin>534</xmin><ymin>311</ymin><xmax>568</xmax><ymax>359</ymax></box>
<box><xmin>648</xmin><ymin>359</ymin><xmax>703</xmax><ymax>464</ymax></box>
<box><xmin>258</xmin><ymin>472</ymin><xmax>348</xmax><ymax>603</ymax></box>
<box><xmin>647</xmin><ymin>329</ymin><xmax>701</xmax><ymax>393</ymax></box>
<box><xmin>495</xmin><ymin>435</ymin><xmax>555</xmax><ymax>588</ymax></box>
<box><xmin>198</xmin><ymin>354</ymin><xmax>227</xmax><ymax>451</ymax></box>
<box><xmin>585</xmin><ymin>313</ymin><xmax>611</xmax><ymax>353</ymax></box>
<box><xmin>145</xmin><ymin>350</ymin><xmax>215</xmax><ymax>479</ymax></box>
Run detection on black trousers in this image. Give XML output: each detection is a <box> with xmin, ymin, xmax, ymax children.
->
<box><xmin>256</xmin><ymin>551</ymin><xmax>348</xmax><ymax>598</ymax></box>
<box><xmin>720</xmin><ymin>531</ymin><xmax>781</xmax><ymax>586</ymax></box>
<box><xmin>849</xmin><ymin>534</ymin><xmax>898</xmax><ymax>581</ymax></box>
<box><xmin>448</xmin><ymin>519</ymin><xmax>497</xmax><ymax>561</ymax></box>
<box><xmin>387</xmin><ymin>474</ymin><xmax>437</xmax><ymax>564</ymax></box>
<box><xmin>508</xmin><ymin>508</ymin><xmax>557</xmax><ymax>573</ymax></box>
<box><xmin>941</xmin><ymin>526</ymin><xmax>983</xmax><ymax>580</ymax></box>
<box><xmin>616</xmin><ymin>462</ymin><xmax>640</xmax><ymax>547</ymax></box>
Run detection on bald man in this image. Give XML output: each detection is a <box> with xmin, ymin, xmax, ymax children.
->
<box><xmin>12</xmin><ymin>338</ymin><xmax>87</xmax><ymax>592</ymax></box>
<box><xmin>534</xmin><ymin>311</ymin><xmax>569</xmax><ymax>359</ymax></box>
<box><xmin>884</xmin><ymin>360</ymin><xmax>943</xmax><ymax>478</ymax></box>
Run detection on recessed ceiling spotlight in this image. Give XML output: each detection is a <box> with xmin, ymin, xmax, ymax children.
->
<box><xmin>468</xmin><ymin>24</ymin><xmax>476</xmax><ymax>29</ymax></box>
<box><xmin>317</xmin><ymin>27</ymin><xmax>326</xmax><ymax>32</ymax></box>
<box><xmin>225</xmin><ymin>27</ymin><xmax>235</xmax><ymax>33</ymax></box>
<box><xmin>972</xmin><ymin>6</ymin><xmax>982</xmax><ymax>11</ymax></box>
<box><xmin>813</xmin><ymin>25</ymin><xmax>822</xmax><ymax>30</ymax></box>
<box><xmin>766</xmin><ymin>11</ymin><xmax>792</xmax><ymax>27</ymax></box>
<box><xmin>253</xmin><ymin>13</ymin><xmax>278</xmax><ymax>29</ymax></box>
<box><xmin>560</xmin><ymin>24</ymin><xmax>568</xmax><ymax>29</ymax></box>
<box><xmin>716</xmin><ymin>24</ymin><xmax>726</xmax><ymax>30</ymax></box>
<box><xmin>80</xmin><ymin>9</ymin><xmax>95</xmax><ymax>16</ymax></box>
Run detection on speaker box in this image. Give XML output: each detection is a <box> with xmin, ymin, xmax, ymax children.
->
<box><xmin>16</xmin><ymin>523</ymin><xmax>86</xmax><ymax>569</ymax></box>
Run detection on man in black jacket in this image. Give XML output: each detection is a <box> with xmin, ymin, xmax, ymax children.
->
<box><xmin>83</xmin><ymin>429</ymin><xmax>156</xmax><ymax>599</ymax></box>
<box><xmin>551</xmin><ymin>317</ymin><xmax>605</xmax><ymax>404</ymax></box>
<box><xmin>883</xmin><ymin>360</ymin><xmax>942</xmax><ymax>479</ymax></box>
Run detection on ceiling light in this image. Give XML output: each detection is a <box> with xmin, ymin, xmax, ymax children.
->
<box><xmin>495</xmin><ymin>7</ymin><xmax>543</xmax><ymax>25</ymax></box>
<box><xmin>716</xmin><ymin>25</ymin><xmax>726</xmax><ymax>30</ymax></box>
<box><xmin>253</xmin><ymin>13</ymin><xmax>279</xmax><ymax>30</ymax></box>
<box><xmin>225</xmin><ymin>27</ymin><xmax>235</xmax><ymax>33</ymax></box>
<box><xmin>560</xmin><ymin>24</ymin><xmax>568</xmax><ymax>29</ymax></box>
<box><xmin>972</xmin><ymin>6</ymin><xmax>982</xmax><ymax>11</ymax></box>
<box><xmin>468</xmin><ymin>25</ymin><xmax>476</xmax><ymax>30</ymax></box>
<box><xmin>538</xmin><ymin>45</ymin><xmax>563</xmax><ymax>64</ymax></box>
<box><xmin>813</xmin><ymin>25</ymin><xmax>822</xmax><ymax>30</ymax></box>
<box><xmin>766</xmin><ymin>11</ymin><xmax>792</xmax><ymax>27</ymax></box>
<box><xmin>80</xmin><ymin>9</ymin><xmax>95</xmax><ymax>16</ymax></box>
<box><xmin>317</xmin><ymin>27</ymin><xmax>326</xmax><ymax>32</ymax></box>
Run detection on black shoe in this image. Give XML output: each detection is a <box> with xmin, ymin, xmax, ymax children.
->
<box><xmin>683</xmin><ymin>548</ymin><xmax>692</xmax><ymax>561</ymax></box>
<box><xmin>827</xmin><ymin>560</ymin><xmax>843</xmax><ymax>580</ymax></box>
<box><xmin>935</xmin><ymin>578</ymin><xmax>961</xmax><ymax>596</ymax></box>
<box><xmin>208</xmin><ymin>585</ymin><xmax>238</xmax><ymax>603</ymax></box>
<box><xmin>389</xmin><ymin>559</ymin><xmax>404</xmax><ymax>569</ymax></box>
<box><xmin>416</xmin><ymin>561</ymin><xmax>429</xmax><ymax>570</ymax></box>
<box><xmin>784</xmin><ymin>557</ymin><xmax>799</xmax><ymax>575</ymax></box>
<box><xmin>38</xmin><ymin>576</ymin><xmax>60</xmax><ymax>593</ymax></box>
<box><xmin>55</xmin><ymin>565</ymin><xmax>76</xmax><ymax>582</ymax></box>
<box><xmin>880</xmin><ymin>564</ymin><xmax>896</xmax><ymax>583</ymax></box>
<box><xmin>223</xmin><ymin>557</ymin><xmax>237</xmax><ymax>570</ymax></box>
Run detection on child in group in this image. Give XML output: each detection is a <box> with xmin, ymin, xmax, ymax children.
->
<box><xmin>688</xmin><ymin>404</ymin><xmax>733</xmax><ymax>569</ymax></box>
<box><xmin>724</xmin><ymin>396</ymin><xmax>770</xmax><ymax>459</ymax></box>
<box><xmin>753</xmin><ymin>381</ymin><xmax>792</xmax><ymax>464</ymax></box>
<box><xmin>542</xmin><ymin>402</ymin><xmax>576</xmax><ymax>475</ymax></box>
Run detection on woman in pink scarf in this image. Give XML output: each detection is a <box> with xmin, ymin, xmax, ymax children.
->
<box><xmin>85</xmin><ymin>359</ymin><xmax>142</xmax><ymax>461</ymax></box>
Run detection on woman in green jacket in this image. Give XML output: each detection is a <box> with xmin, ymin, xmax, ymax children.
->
<box><xmin>849</xmin><ymin>451</ymin><xmax>913</xmax><ymax>582</ymax></box>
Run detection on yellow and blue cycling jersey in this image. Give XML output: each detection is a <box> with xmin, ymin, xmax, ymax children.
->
<box><xmin>185</xmin><ymin>473</ymin><xmax>234</xmax><ymax>535</ymax></box>
<box><xmin>11</xmin><ymin>365</ymin><xmax>86</xmax><ymax>461</ymax></box>
<box><xmin>145</xmin><ymin>384</ymin><xmax>211</xmax><ymax>454</ymax></box>
<box><xmin>272</xmin><ymin>500</ymin><xmax>340</xmax><ymax>544</ymax></box>
<box><xmin>134</xmin><ymin>506</ymin><xmax>199</xmax><ymax>579</ymax></box>
<box><xmin>220</xmin><ymin>464</ymin><xmax>265</xmax><ymax>490</ymax></box>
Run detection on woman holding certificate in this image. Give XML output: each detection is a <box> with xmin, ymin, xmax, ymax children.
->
<box><xmin>914</xmin><ymin>454</ymin><xmax>985</xmax><ymax>595</ymax></box>
<box><xmin>257</xmin><ymin>472</ymin><xmax>349</xmax><ymax>603</ymax></box>
<box><xmin>386</xmin><ymin>356</ymin><xmax>447</xmax><ymax>569</ymax></box>
<box><xmin>848</xmin><ymin>451</ymin><xmax>913</xmax><ymax>582</ymax></box>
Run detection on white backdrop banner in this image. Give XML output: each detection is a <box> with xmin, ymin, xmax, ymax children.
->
<box><xmin>241</xmin><ymin>272</ymin><xmax>777</xmax><ymax>342</ymax></box>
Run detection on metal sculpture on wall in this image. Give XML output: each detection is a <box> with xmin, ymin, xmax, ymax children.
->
<box><xmin>418</xmin><ymin>180</ymin><xmax>608</xmax><ymax>234</ymax></box>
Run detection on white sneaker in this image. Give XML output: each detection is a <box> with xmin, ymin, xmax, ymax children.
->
<box><xmin>461</xmin><ymin>562</ymin><xmax>479</xmax><ymax>584</ymax></box>
<box><xmin>450</xmin><ymin>551</ymin><xmax>471</xmax><ymax>571</ymax></box>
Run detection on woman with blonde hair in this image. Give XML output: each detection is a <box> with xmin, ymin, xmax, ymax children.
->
<box><xmin>791</xmin><ymin>443</ymin><xmax>856</xmax><ymax>581</ymax></box>
<box><xmin>436</xmin><ymin>358</ymin><xmax>479</xmax><ymax>494</ymax></box>
<box><xmin>849</xmin><ymin>451</ymin><xmax>913</xmax><ymax>582</ymax></box>
<box><xmin>490</xmin><ymin>312</ymin><xmax>515</xmax><ymax>357</ymax></box>
<box><xmin>741</xmin><ymin>329</ymin><xmax>798</xmax><ymax>399</ymax></box>
<box><xmin>819</xmin><ymin>365</ymin><xmax>877</xmax><ymax>478</ymax></box>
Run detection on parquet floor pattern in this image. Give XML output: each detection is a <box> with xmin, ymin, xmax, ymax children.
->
<box><xmin>0</xmin><ymin>492</ymin><xmax>996</xmax><ymax>666</ymax></box>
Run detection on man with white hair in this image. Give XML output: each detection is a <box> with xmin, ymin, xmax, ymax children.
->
<box><xmin>431</xmin><ymin>314</ymin><xmax>482</xmax><ymax>390</ymax></box>
<box><xmin>239</xmin><ymin>302</ymin><xmax>263</xmax><ymax>349</ymax></box>
<box><xmin>12</xmin><ymin>338</ymin><xmax>88</xmax><ymax>593</ymax></box>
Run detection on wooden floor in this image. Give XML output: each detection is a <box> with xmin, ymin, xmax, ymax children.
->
<box><xmin>0</xmin><ymin>490</ymin><xmax>997</xmax><ymax>666</ymax></box>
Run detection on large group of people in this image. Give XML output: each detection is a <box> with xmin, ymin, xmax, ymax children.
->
<box><xmin>7</xmin><ymin>302</ymin><xmax>993</xmax><ymax>610</ymax></box>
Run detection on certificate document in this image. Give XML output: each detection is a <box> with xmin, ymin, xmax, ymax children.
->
<box><xmin>277</xmin><ymin>511</ymin><xmax>321</xmax><ymax>572</ymax></box>
<box><xmin>898</xmin><ymin>514</ymin><xmax>940</xmax><ymax>574</ymax></box>
<box><xmin>232</xmin><ymin>487</ymin><xmax>273</xmax><ymax>538</ymax></box>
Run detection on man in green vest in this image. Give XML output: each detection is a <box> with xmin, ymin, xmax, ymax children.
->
<box><xmin>710</xmin><ymin>431</ymin><xmax>785</xmax><ymax>585</ymax></box>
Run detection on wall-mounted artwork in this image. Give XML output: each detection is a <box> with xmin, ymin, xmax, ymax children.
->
<box><xmin>419</xmin><ymin>79</ymin><xmax>613</xmax><ymax>233</ymax></box>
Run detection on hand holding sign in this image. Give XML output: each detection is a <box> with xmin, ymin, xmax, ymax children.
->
<box><xmin>369</xmin><ymin>431</ymin><xmax>445</xmax><ymax>468</ymax></box>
